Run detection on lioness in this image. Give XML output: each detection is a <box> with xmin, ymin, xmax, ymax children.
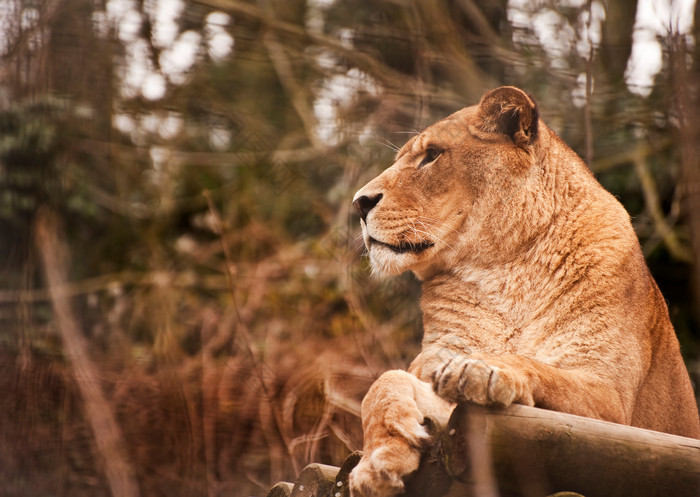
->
<box><xmin>349</xmin><ymin>86</ymin><xmax>700</xmax><ymax>497</ymax></box>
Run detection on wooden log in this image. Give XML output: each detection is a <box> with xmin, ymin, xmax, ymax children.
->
<box><xmin>265</xmin><ymin>482</ymin><xmax>294</xmax><ymax>497</ymax></box>
<box><xmin>333</xmin><ymin>451</ymin><xmax>362</xmax><ymax>497</ymax></box>
<box><xmin>290</xmin><ymin>463</ymin><xmax>340</xmax><ymax>497</ymax></box>
<box><xmin>437</xmin><ymin>403</ymin><xmax>700</xmax><ymax>497</ymax></box>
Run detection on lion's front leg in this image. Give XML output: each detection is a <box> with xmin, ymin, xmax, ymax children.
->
<box><xmin>349</xmin><ymin>369</ymin><xmax>454</xmax><ymax>497</ymax></box>
<box><xmin>423</xmin><ymin>349</ymin><xmax>627</xmax><ymax>424</ymax></box>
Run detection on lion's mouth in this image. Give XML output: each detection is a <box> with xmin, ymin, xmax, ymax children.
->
<box><xmin>369</xmin><ymin>237</ymin><xmax>434</xmax><ymax>254</ymax></box>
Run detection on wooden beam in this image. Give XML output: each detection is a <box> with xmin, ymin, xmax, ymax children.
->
<box><xmin>429</xmin><ymin>403</ymin><xmax>700</xmax><ymax>497</ymax></box>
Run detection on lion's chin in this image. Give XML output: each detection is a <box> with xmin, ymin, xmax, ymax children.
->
<box><xmin>360</xmin><ymin>228</ymin><xmax>434</xmax><ymax>277</ymax></box>
<box><xmin>368</xmin><ymin>244</ymin><xmax>420</xmax><ymax>278</ymax></box>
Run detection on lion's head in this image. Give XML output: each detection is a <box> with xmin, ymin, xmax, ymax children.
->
<box><xmin>353</xmin><ymin>86</ymin><xmax>559</xmax><ymax>279</ymax></box>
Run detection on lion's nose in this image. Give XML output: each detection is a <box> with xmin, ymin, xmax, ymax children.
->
<box><xmin>353</xmin><ymin>193</ymin><xmax>383</xmax><ymax>222</ymax></box>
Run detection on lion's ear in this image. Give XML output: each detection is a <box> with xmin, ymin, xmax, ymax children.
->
<box><xmin>476</xmin><ymin>86</ymin><xmax>539</xmax><ymax>147</ymax></box>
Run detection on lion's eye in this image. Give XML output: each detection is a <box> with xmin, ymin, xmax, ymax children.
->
<box><xmin>418</xmin><ymin>147</ymin><xmax>443</xmax><ymax>169</ymax></box>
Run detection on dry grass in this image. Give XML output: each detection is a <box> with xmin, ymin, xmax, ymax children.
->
<box><xmin>0</xmin><ymin>204</ymin><xmax>420</xmax><ymax>497</ymax></box>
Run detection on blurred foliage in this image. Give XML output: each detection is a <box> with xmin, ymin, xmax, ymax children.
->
<box><xmin>0</xmin><ymin>0</ymin><xmax>699</xmax><ymax>495</ymax></box>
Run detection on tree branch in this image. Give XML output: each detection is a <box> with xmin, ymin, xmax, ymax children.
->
<box><xmin>633</xmin><ymin>155</ymin><xmax>693</xmax><ymax>263</ymax></box>
<box><xmin>263</xmin><ymin>33</ymin><xmax>324</xmax><ymax>149</ymax></box>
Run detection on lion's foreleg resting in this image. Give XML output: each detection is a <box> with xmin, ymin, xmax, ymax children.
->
<box><xmin>348</xmin><ymin>370</ymin><xmax>454</xmax><ymax>497</ymax></box>
<box><xmin>428</xmin><ymin>351</ymin><xmax>629</xmax><ymax>424</ymax></box>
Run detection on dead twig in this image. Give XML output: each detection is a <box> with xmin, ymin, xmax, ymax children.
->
<box><xmin>203</xmin><ymin>189</ymin><xmax>298</xmax><ymax>476</ymax></box>
<box><xmin>34</xmin><ymin>207</ymin><xmax>140</xmax><ymax>497</ymax></box>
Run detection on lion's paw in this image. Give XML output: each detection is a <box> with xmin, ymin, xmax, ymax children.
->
<box><xmin>432</xmin><ymin>357</ymin><xmax>534</xmax><ymax>407</ymax></box>
<box><xmin>349</xmin><ymin>444</ymin><xmax>421</xmax><ymax>497</ymax></box>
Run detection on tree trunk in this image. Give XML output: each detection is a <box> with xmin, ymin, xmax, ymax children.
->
<box><xmin>669</xmin><ymin>34</ymin><xmax>700</xmax><ymax>325</ymax></box>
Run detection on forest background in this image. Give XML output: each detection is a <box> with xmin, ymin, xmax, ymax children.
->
<box><xmin>1</xmin><ymin>0</ymin><xmax>699</xmax><ymax>496</ymax></box>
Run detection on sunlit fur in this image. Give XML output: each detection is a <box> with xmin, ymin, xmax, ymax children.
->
<box><xmin>350</xmin><ymin>86</ymin><xmax>700</xmax><ymax>497</ymax></box>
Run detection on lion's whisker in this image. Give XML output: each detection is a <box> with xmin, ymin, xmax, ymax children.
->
<box><xmin>409</xmin><ymin>219</ymin><xmax>456</xmax><ymax>252</ymax></box>
<box><xmin>380</xmin><ymin>138</ymin><xmax>401</xmax><ymax>152</ymax></box>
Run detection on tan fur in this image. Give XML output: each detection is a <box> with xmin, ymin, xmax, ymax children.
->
<box><xmin>349</xmin><ymin>87</ymin><xmax>700</xmax><ymax>497</ymax></box>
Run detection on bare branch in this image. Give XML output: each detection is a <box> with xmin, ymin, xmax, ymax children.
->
<box><xmin>633</xmin><ymin>155</ymin><xmax>693</xmax><ymax>263</ymax></box>
<box><xmin>263</xmin><ymin>34</ymin><xmax>324</xmax><ymax>149</ymax></box>
<box><xmin>192</xmin><ymin>0</ymin><xmax>426</xmax><ymax>93</ymax></box>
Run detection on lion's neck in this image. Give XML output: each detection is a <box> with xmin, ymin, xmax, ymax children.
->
<box><xmin>419</xmin><ymin>261</ymin><xmax>537</xmax><ymax>347</ymax></box>
<box><xmin>417</xmin><ymin>211</ymin><xmax>600</xmax><ymax>350</ymax></box>
<box><xmin>418</xmin><ymin>188</ymin><xmax>634</xmax><ymax>353</ymax></box>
